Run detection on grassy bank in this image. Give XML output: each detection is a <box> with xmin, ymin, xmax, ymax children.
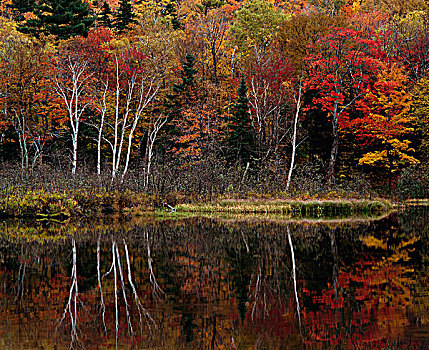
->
<box><xmin>0</xmin><ymin>188</ymin><xmax>154</xmax><ymax>219</ymax></box>
<box><xmin>0</xmin><ymin>188</ymin><xmax>393</xmax><ymax>219</ymax></box>
<box><xmin>175</xmin><ymin>199</ymin><xmax>392</xmax><ymax>218</ymax></box>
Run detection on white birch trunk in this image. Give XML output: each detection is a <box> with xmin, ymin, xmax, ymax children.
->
<box><xmin>53</xmin><ymin>57</ymin><xmax>92</xmax><ymax>175</ymax></box>
<box><xmin>122</xmin><ymin>78</ymin><xmax>161</xmax><ymax>179</ymax></box>
<box><xmin>143</xmin><ymin>115</ymin><xmax>167</xmax><ymax>188</ymax></box>
<box><xmin>286</xmin><ymin>80</ymin><xmax>302</xmax><ymax>190</ymax></box>
<box><xmin>91</xmin><ymin>80</ymin><xmax>109</xmax><ymax>175</ymax></box>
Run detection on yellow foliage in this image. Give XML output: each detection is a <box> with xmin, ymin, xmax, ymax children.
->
<box><xmin>0</xmin><ymin>17</ymin><xmax>17</xmax><ymax>37</ymax></box>
<box><xmin>108</xmin><ymin>37</ymin><xmax>131</xmax><ymax>52</ymax></box>
<box><xmin>134</xmin><ymin>0</ymin><xmax>171</xmax><ymax>22</ymax></box>
<box><xmin>359</xmin><ymin>139</ymin><xmax>419</xmax><ymax>170</ymax></box>
<box><xmin>356</xmin><ymin>64</ymin><xmax>419</xmax><ymax>172</ymax></box>
<box><xmin>357</xmin><ymin>0</ymin><xmax>427</xmax><ymax>15</ymax></box>
<box><xmin>352</xmin><ymin>0</ymin><xmax>361</xmax><ymax>12</ymax></box>
<box><xmin>363</xmin><ymin>235</ymin><xmax>386</xmax><ymax>249</ymax></box>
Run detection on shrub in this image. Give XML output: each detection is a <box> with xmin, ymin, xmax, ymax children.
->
<box><xmin>397</xmin><ymin>163</ymin><xmax>429</xmax><ymax>199</ymax></box>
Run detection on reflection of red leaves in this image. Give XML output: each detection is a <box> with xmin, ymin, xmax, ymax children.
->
<box><xmin>302</xmin><ymin>255</ymin><xmax>415</xmax><ymax>348</ymax></box>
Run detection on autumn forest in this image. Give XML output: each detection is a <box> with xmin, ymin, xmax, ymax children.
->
<box><xmin>1</xmin><ymin>0</ymin><xmax>429</xmax><ymax>200</ymax></box>
<box><xmin>2</xmin><ymin>2</ymin><xmax>429</xmax><ymax>347</ymax></box>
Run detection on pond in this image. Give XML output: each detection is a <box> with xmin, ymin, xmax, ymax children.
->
<box><xmin>0</xmin><ymin>207</ymin><xmax>428</xmax><ymax>349</ymax></box>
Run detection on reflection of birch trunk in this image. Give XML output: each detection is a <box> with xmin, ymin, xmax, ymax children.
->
<box><xmin>144</xmin><ymin>231</ymin><xmax>165</xmax><ymax>299</ymax></box>
<box><xmin>58</xmin><ymin>239</ymin><xmax>81</xmax><ymax>348</ymax></box>
<box><xmin>124</xmin><ymin>239</ymin><xmax>157</xmax><ymax>333</ymax></box>
<box><xmin>104</xmin><ymin>240</ymin><xmax>130</xmax><ymax>340</ymax></box>
<box><xmin>13</xmin><ymin>252</ymin><xmax>26</xmax><ymax>304</ymax></box>
<box><xmin>287</xmin><ymin>226</ymin><xmax>301</xmax><ymax>329</ymax></box>
<box><xmin>251</xmin><ymin>263</ymin><xmax>262</xmax><ymax>322</ymax></box>
<box><xmin>240</xmin><ymin>230</ymin><xmax>249</xmax><ymax>254</ymax></box>
<box><xmin>330</xmin><ymin>230</ymin><xmax>341</xmax><ymax>331</ymax></box>
<box><xmin>97</xmin><ymin>236</ymin><xmax>107</xmax><ymax>334</ymax></box>
<box><xmin>115</xmin><ymin>241</ymin><xmax>134</xmax><ymax>336</ymax></box>
<box><xmin>102</xmin><ymin>238</ymin><xmax>156</xmax><ymax>341</ymax></box>
<box><xmin>112</xmin><ymin>240</ymin><xmax>119</xmax><ymax>346</ymax></box>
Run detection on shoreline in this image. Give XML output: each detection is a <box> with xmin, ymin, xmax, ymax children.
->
<box><xmin>173</xmin><ymin>198</ymin><xmax>393</xmax><ymax>216</ymax></box>
<box><xmin>0</xmin><ymin>188</ymin><xmax>398</xmax><ymax>219</ymax></box>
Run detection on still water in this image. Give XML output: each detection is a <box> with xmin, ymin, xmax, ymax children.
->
<box><xmin>0</xmin><ymin>207</ymin><xmax>428</xmax><ymax>349</ymax></box>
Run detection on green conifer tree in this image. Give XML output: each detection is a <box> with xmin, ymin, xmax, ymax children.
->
<box><xmin>98</xmin><ymin>1</ymin><xmax>112</xmax><ymax>28</ymax></box>
<box><xmin>173</xmin><ymin>53</ymin><xmax>198</xmax><ymax>100</ymax></box>
<box><xmin>224</xmin><ymin>78</ymin><xmax>257</xmax><ymax>165</ymax></box>
<box><xmin>19</xmin><ymin>0</ymin><xmax>96</xmax><ymax>39</ymax></box>
<box><xmin>163</xmin><ymin>0</ymin><xmax>181</xmax><ymax>29</ymax></box>
<box><xmin>161</xmin><ymin>53</ymin><xmax>199</xmax><ymax>151</ymax></box>
<box><xmin>113</xmin><ymin>0</ymin><xmax>136</xmax><ymax>32</ymax></box>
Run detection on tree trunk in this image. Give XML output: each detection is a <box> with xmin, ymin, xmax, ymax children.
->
<box><xmin>71</xmin><ymin>132</ymin><xmax>78</xmax><ymax>175</ymax></box>
<box><xmin>143</xmin><ymin>116</ymin><xmax>167</xmax><ymax>188</ymax></box>
<box><xmin>328</xmin><ymin>121</ymin><xmax>339</xmax><ymax>187</ymax></box>
<box><xmin>286</xmin><ymin>81</ymin><xmax>302</xmax><ymax>190</ymax></box>
<box><xmin>97</xmin><ymin>112</ymin><xmax>105</xmax><ymax>175</ymax></box>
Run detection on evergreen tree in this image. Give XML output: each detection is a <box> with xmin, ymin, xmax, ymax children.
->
<box><xmin>113</xmin><ymin>0</ymin><xmax>136</xmax><ymax>32</ymax></box>
<box><xmin>165</xmin><ymin>53</ymin><xmax>198</xmax><ymax>121</ymax></box>
<box><xmin>160</xmin><ymin>53</ymin><xmax>199</xmax><ymax>152</ymax></box>
<box><xmin>19</xmin><ymin>0</ymin><xmax>96</xmax><ymax>40</ymax></box>
<box><xmin>7</xmin><ymin>0</ymin><xmax>35</xmax><ymax>21</ymax></box>
<box><xmin>163</xmin><ymin>0</ymin><xmax>181</xmax><ymax>29</ymax></box>
<box><xmin>173</xmin><ymin>53</ymin><xmax>198</xmax><ymax>102</ymax></box>
<box><xmin>98</xmin><ymin>1</ymin><xmax>112</xmax><ymax>28</ymax></box>
<box><xmin>224</xmin><ymin>78</ymin><xmax>257</xmax><ymax>165</ymax></box>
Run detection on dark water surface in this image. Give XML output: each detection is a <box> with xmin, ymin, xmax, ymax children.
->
<box><xmin>0</xmin><ymin>207</ymin><xmax>429</xmax><ymax>349</ymax></box>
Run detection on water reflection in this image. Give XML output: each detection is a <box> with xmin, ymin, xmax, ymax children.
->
<box><xmin>0</xmin><ymin>209</ymin><xmax>428</xmax><ymax>349</ymax></box>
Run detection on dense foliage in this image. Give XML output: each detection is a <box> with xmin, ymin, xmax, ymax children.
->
<box><xmin>0</xmin><ymin>0</ymin><xmax>428</xmax><ymax>197</ymax></box>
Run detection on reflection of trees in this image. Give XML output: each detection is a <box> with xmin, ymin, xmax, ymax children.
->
<box><xmin>144</xmin><ymin>230</ymin><xmax>165</xmax><ymax>300</ymax></box>
<box><xmin>287</xmin><ymin>226</ymin><xmax>301</xmax><ymax>329</ymax></box>
<box><xmin>225</xmin><ymin>229</ymin><xmax>254</xmax><ymax>325</ymax></box>
<box><xmin>300</xmin><ymin>213</ymin><xmax>424</xmax><ymax>348</ymax></box>
<box><xmin>99</xmin><ymin>236</ymin><xmax>157</xmax><ymax>345</ymax></box>
<box><xmin>0</xmin><ymin>212</ymin><xmax>427</xmax><ymax>348</ymax></box>
<box><xmin>13</xmin><ymin>246</ymin><xmax>27</xmax><ymax>306</ymax></box>
<box><xmin>402</xmin><ymin>207</ymin><xmax>429</xmax><ymax>326</ymax></box>
<box><xmin>58</xmin><ymin>238</ymin><xmax>81</xmax><ymax>349</ymax></box>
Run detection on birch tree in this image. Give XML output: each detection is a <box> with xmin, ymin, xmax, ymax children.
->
<box><xmin>0</xmin><ymin>31</ymin><xmax>52</xmax><ymax>170</ymax></box>
<box><xmin>52</xmin><ymin>46</ymin><xmax>94</xmax><ymax>175</ymax></box>
<box><xmin>106</xmin><ymin>45</ymin><xmax>161</xmax><ymax>180</ymax></box>
<box><xmin>286</xmin><ymin>77</ymin><xmax>304</xmax><ymax>190</ymax></box>
<box><xmin>77</xmin><ymin>28</ymin><xmax>115</xmax><ymax>175</ymax></box>
<box><xmin>142</xmin><ymin>114</ymin><xmax>167</xmax><ymax>188</ymax></box>
<box><xmin>246</xmin><ymin>56</ymin><xmax>293</xmax><ymax>167</ymax></box>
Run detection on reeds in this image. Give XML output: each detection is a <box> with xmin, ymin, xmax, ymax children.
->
<box><xmin>175</xmin><ymin>199</ymin><xmax>392</xmax><ymax>218</ymax></box>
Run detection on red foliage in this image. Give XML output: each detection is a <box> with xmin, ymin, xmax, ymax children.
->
<box><xmin>304</xmin><ymin>27</ymin><xmax>384</xmax><ymax>126</ymax></box>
